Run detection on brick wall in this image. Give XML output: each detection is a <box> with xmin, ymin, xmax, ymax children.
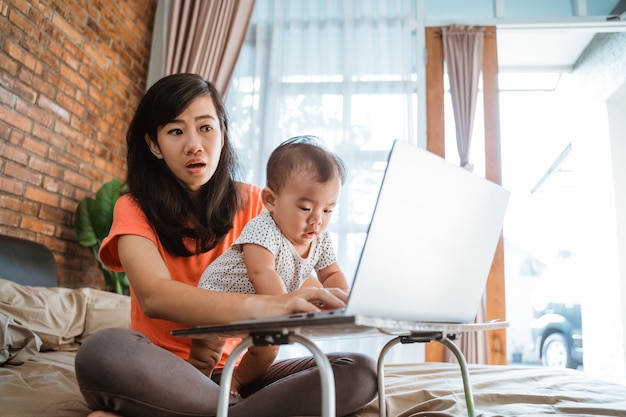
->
<box><xmin>0</xmin><ymin>0</ymin><xmax>156</xmax><ymax>288</ymax></box>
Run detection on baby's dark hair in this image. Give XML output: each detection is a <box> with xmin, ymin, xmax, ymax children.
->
<box><xmin>266</xmin><ymin>135</ymin><xmax>347</xmax><ymax>192</ymax></box>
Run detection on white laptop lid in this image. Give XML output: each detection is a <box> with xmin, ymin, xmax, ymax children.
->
<box><xmin>344</xmin><ymin>139</ymin><xmax>510</xmax><ymax>323</ymax></box>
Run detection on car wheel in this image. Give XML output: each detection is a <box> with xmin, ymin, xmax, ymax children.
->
<box><xmin>541</xmin><ymin>332</ymin><xmax>575</xmax><ymax>369</ymax></box>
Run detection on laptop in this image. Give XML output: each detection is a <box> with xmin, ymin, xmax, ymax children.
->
<box><xmin>173</xmin><ymin>139</ymin><xmax>510</xmax><ymax>339</ymax></box>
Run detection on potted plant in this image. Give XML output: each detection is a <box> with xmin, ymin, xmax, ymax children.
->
<box><xmin>73</xmin><ymin>178</ymin><xmax>129</xmax><ymax>294</ymax></box>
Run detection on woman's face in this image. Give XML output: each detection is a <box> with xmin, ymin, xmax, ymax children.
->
<box><xmin>147</xmin><ymin>96</ymin><xmax>224</xmax><ymax>197</ymax></box>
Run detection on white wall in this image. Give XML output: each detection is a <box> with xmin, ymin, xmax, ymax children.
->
<box><xmin>607</xmin><ymin>83</ymin><xmax>626</xmax><ymax>378</ymax></box>
<box><xmin>560</xmin><ymin>32</ymin><xmax>626</xmax><ymax>382</ymax></box>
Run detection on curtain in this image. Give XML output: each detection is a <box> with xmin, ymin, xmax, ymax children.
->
<box><xmin>148</xmin><ymin>0</ymin><xmax>255</xmax><ymax>95</ymax></box>
<box><xmin>442</xmin><ymin>24</ymin><xmax>488</xmax><ymax>365</ymax></box>
<box><xmin>442</xmin><ymin>25</ymin><xmax>484</xmax><ymax>171</ymax></box>
<box><xmin>225</xmin><ymin>0</ymin><xmax>419</xmax><ymax>360</ymax></box>
<box><xmin>226</xmin><ymin>0</ymin><xmax>416</xmax><ymax>268</ymax></box>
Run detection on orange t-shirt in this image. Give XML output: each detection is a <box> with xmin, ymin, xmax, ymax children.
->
<box><xmin>99</xmin><ymin>183</ymin><xmax>263</xmax><ymax>367</ymax></box>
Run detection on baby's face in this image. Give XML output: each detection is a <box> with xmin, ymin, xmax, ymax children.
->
<box><xmin>269</xmin><ymin>170</ymin><xmax>341</xmax><ymax>253</ymax></box>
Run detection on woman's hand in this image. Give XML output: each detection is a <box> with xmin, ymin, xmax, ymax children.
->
<box><xmin>252</xmin><ymin>287</ymin><xmax>347</xmax><ymax>319</ymax></box>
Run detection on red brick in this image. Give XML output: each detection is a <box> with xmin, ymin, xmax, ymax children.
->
<box><xmin>47</xmin><ymin>146</ymin><xmax>79</xmax><ymax>171</ymax></box>
<box><xmin>1</xmin><ymin>0</ymin><xmax>156</xmax><ymax>288</ymax></box>
<box><xmin>5</xmin><ymin>160</ymin><xmax>43</xmax><ymax>185</ymax></box>
<box><xmin>16</xmin><ymin>97</ymin><xmax>54</xmax><ymax>128</ymax></box>
<box><xmin>0</xmin><ymin>175</ymin><xmax>25</xmax><ymax>196</ymax></box>
<box><xmin>0</xmin><ymin>103</ymin><xmax>32</xmax><ymax>132</ymax></box>
<box><xmin>53</xmin><ymin>119</ymin><xmax>83</xmax><ymax>143</ymax></box>
<box><xmin>20</xmin><ymin>216</ymin><xmax>56</xmax><ymax>236</ymax></box>
<box><xmin>0</xmin><ymin>193</ymin><xmax>33</xmax><ymax>213</ymax></box>
<box><xmin>29</xmin><ymin>155</ymin><xmax>63</xmax><ymax>178</ymax></box>
<box><xmin>32</xmin><ymin>124</ymin><xmax>66</xmax><ymax>150</ymax></box>
<box><xmin>50</xmin><ymin>10</ymin><xmax>82</xmax><ymax>44</ymax></box>
<box><xmin>25</xmin><ymin>184</ymin><xmax>60</xmax><ymax>207</ymax></box>
<box><xmin>65</xmin><ymin>141</ymin><xmax>93</xmax><ymax>163</ymax></box>
<box><xmin>0</xmin><ymin>210</ymin><xmax>21</xmax><ymax>227</ymax></box>
<box><xmin>0</xmin><ymin>138</ymin><xmax>29</xmax><ymax>163</ymax></box>
<box><xmin>38</xmin><ymin>94</ymin><xmax>71</xmax><ymax>122</ymax></box>
<box><xmin>1</xmin><ymin>66</ymin><xmax>37</xmax><ymax>102</ymax></box>
<box><xmin>62</xmin><ymin>169</ymin><xmax>92</xmax><ymax>190</ymax></box>
<box><xmin>39</xmin><ymin>203</ymin><xmax>72</xmax><ymax>224</ymax></box>
<box><xmin>17</xmin><ymin>67</ymin><xmax>55</xmax><ymax>98</ymax></box>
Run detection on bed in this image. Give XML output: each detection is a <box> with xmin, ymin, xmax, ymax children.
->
<box><xmin>0</xmin><ymin>234</ymin><xmax>130</xmax><ymax>417</ymax></box>
<box><xmin>2</xmin><ymin>234</ymin><xmax>626</xmax><ymax>417</ymax></box>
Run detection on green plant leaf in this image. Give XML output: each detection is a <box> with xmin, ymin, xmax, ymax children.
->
<box><xmin>92</xmin><ymin>179</ymin><xmax>125</xmax><ymax>241</ymax></box>
<box><xmin>74</xmin><ymin>197</ymin><xmax>98</xmax><ymax>247</ymax></box>
<box><xmin>74</xmin><ymin>178</ymin><xmax>128</xmax><ymax>294</ymax></box>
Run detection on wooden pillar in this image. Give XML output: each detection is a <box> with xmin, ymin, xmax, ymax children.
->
<box><xmin>424</xmin><ymin>26</ymin><xmax>447</xmax><ymax>363</ymax></box>
<box><xmin>425</xmin><ymin>27</ymin><xmax>445</xmax><ymax>159</ymax></box>
<box><xmin>423</xmin><ymin>26</ymin><xmax>506</xmax><ymax>365</ymax></box>
<box><xmin>482</xmin><ymin>27</ymin><xmax>507</xmax><ymax>365</ymax></box>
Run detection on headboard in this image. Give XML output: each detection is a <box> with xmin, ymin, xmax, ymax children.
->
<box><xmin>0</xmin><ymin>235</ymin><xmax>59</xmax><ymax>287</ymax></box>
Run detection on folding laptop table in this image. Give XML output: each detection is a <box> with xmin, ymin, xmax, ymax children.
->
<box><xmin>173</xmin><ymin>318</ymin><xmax>508</xmax><ymax>417</ymax></box>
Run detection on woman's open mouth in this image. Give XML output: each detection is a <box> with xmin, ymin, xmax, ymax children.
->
<box><xmin>185</xmin><ymin>160</ymin><xmax>206</xmax><ymax>173</ymax></box>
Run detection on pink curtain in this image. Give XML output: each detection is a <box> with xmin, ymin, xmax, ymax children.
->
<box><xmin>164</xmin><ymin>0</ymin><xmax>255</xmax><ymax>96</ymax></box>
<box><xmin>442</xmin><ymin>25</ymin><xmax>484</xmax><ymax>171</ymax></box>
<box><xmin>442</xmin><ymin>25</ymin><xmax>488</xmax><ymax>365</ymax></box>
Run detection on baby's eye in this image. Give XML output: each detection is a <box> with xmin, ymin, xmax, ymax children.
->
<box><xmin>299</xmin><ymin>207</ymin><xmax>312</xmax><ymax>212</ymax></box>
<box><xmin>167</xmin><ymin>128</ymin><xmax>183</xmax><ymax>135</ymax></box>
<box><xmin>324</xmin><ymin>209</ymin><xmax>333</xmax><ymax>214</ymax></box>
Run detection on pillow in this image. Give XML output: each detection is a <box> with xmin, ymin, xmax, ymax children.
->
<box><xmin>0</xmin><ymin>278</ymin><xmax>130</xmax><ymax>351</ymax></box>
<box><xmin>0</xmin><ymin>312</ymin><xmax>42</xmax><ymax>365</ymax></box>
<box><xmin>76</xmin><ymin>287</ymin><xmax>130</xmax><ymax>344</ymax></box>
<box><xmin>0</xmin><ymin>278</ymin><xmax>86</xmax><ymax>351</ymax></box>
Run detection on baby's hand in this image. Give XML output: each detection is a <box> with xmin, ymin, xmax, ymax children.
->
<box><xmin>230</xmin><ymin>376</ymin><xmax>242</xmax><ymax>398</ymax></box>
<box><xmin>321</xmin><ymin>287</ymin><xmax>349</xmax><ymax>304</ymax></box>
<box><xmin>188</xmin><ymin>336</ymin><xmax>225</xmax><ymax>378</ymax></box>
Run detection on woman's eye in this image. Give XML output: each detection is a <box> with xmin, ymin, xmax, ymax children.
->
<box><xmin>167</xmin><ymin>128</ymin><xmax>183</xmax><ymax>135</ymax></box>
<box><xmin>200</xmin><ymin>124</ymin><xmax>213</xmax><ymax>132</ymax></box>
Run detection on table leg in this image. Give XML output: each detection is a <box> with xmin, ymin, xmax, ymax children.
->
<box><xmin>376</xmin><ymin>337</ymin><xmax>401</xmax><ymax>417</ymax></box>
<box><xmin>375</xmin><ymin>334</ymin><xmax>476</xmax><ymax>417</ymax></box>
<box><xmin>216</xmin><ymin>333</ymin><xmax>336</xmax><ymax>417</ymax></box>
<box><xmin>437</xmin><ymin>337</ymin><xmax>475</xmax><ymax>417</ymax></box>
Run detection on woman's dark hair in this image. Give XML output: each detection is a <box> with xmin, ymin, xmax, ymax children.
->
<box><xmin>126</xmin><ymin>73</ymin><xmax>242</xmax><ymax>256</ymax></box>
<box><xmin>266</xmin><ymin>135</ymin><xmax>347</xmax><ymax>193</ymax></box>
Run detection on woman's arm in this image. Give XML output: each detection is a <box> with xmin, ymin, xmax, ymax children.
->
<box><xmin>118</xmin><ymin>235</ymin><xmax>346</xmax><ymax>325</ymax></box>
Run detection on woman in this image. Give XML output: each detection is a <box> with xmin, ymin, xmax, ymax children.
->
<box><xmin>74</xmin><ymin>73</ymin><xmax>377</xmax><ymax>417</ymax></box>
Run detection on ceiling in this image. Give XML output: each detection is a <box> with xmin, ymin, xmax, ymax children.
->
<box><xmin>495</xmin><ymin>16</ymin><xmax>626</xmax><ymax>73</ymax></box>
<box><xmin>497</xmin><ymin>29</ymin><xmax>596</xmax><ymax>72</ymax></box>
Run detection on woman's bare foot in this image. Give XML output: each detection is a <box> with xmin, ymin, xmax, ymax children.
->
<box><xmin>88</xmin><ymin>411</ymin><xmax>122</xmax><ymax>417</ymax></box>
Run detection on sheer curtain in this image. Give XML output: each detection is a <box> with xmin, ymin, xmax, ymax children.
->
<box><xmin>442</xmin><ymin>25</ymin><xmax>488</xmax><ymax>364</ymax></box>
<box><xmin>226</xmin><ymin>0</ymin><xmax>419</xmax><ymax>360</ymax></box>
<box><xmin>227</xmin><ymin>0</ymin><xmax>416</xmax><ymax>277</ymax></box>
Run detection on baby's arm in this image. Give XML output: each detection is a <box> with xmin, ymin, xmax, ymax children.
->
<box><xmin>243</xmin><ymin>243</ymin><xmax>287</xmax><ymax>294</ymax></box>
<box><xmin>229</xmin><ymin>243</ymin><xmax>284</xmax><ymax>395</ymax></box>
<box><xmin>187</xmin><ymin>336</ymin><xmax>226</xmax><ymax>378</ymax></box>
<box><xmin>317</xmin><ymin>262</ymin><xmax>350</xmax><ymax>292</ymax></box>
<box><xmin>301</xmin><ymin>275</ymin><xmax>323</xmax><ymax>288</ymax></box>
<box><xmin>231</xmin><ymin>344</ymin><xmax>279</xmax><ymax>395</ymax></box>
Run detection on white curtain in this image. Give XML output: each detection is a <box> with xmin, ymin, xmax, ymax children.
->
<box><xmin>226</xmin><ymin>0</ymin><xmax>417</xmax><ymax>283</ymax></box>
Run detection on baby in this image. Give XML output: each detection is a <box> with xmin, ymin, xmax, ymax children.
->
<box><xmin>190</xmin><ymin>135</ymin><xmax>350</xmax><ymax>396</ymax></box>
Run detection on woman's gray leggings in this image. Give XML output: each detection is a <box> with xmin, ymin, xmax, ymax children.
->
<box><xmin>75</xmin><ymin>328</ymin><xmax>377</xmax><ymax>417</ymax></box>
